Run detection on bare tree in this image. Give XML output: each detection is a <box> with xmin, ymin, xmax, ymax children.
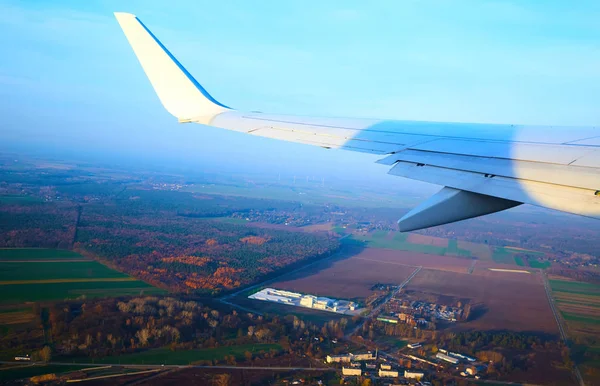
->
<box><xmin>213</xmin><ymin>373</ymin><xmax>231</xmax><ymax>386</ymax></box>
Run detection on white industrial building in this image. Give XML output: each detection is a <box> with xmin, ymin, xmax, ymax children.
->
<box><xmin>326</xmin><ymin>352</ymin><xmax>376</xmax><ymax>363</ymax></box>
<box><xmin>249</xmin><ymin>288</ymin><xmax>360</xmax><ymax>315</ymax></box>
<box><xmin>436</xmin><ymin>352</ymin><xmax>460</xmax><ymax>364</ymax></box>
<box><xmin>439</xmin><ymin>348</ymin><xmax>476</xmax><ymax>362</ymax></box>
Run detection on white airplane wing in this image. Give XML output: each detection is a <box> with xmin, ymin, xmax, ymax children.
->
<box><xmin>114</xmin><ymin>12</ymin><xmax>600</xmax><ymax>231</ymax></box>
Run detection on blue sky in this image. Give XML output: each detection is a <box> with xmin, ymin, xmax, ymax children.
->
<box><xmin>1</xmin><ymin>0</ymin><xmax>599</xmax><ymax>188</ymax></box>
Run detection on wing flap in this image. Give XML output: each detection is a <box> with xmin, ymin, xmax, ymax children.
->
<box><xmin>410</xmin><ymin>138</ymin><xmax>592</xmax><ymax>165</ymax></box>
<box><xmin>379</xmin><ymin>150</ymin><xmax>600</xmax><ymax>191</ymax></box>
<box><xmin>397</xmin><ymin>187</ymin><xmax>521</xmax><ymax>232</ymax></box>
<box><xmin>388</xmin><ymin>161</ymin><xmax>600</xmax><ymax>218</ymax></box>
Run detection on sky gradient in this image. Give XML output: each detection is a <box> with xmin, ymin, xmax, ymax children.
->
<box><xmin>1</xmin><ymin>0</ymin><xmax>599</xmax><ymax>187</ymax></box>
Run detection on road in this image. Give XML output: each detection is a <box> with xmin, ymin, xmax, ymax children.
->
<box><xmin>346</xmin><ymin>266</ymin><xmax>422</xmax><ymax>338</ymax></box>
<box><xmin>0</xmin><ymin>361</ymin><xmax>336</xmax><ymax>372</ymax></box>
<box><xmin>467</xmin><ymin>259</ymin><xmax>477</xmax><ymax>274</ymax></box>
<box><xmin>541</xmin><ymin>272</ymin><xmax>585</xmax><ymax>386</ymax></box>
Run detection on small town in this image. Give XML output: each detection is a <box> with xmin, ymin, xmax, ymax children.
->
<box><xmin>324</xmin><ymin>346</ymin><xmax>487</xmax><ymax>384</ymax></box>
<box><xmin>377</xmin><ymin>295</ymin><xmax>469</xmax><ymax>329</ymax></box>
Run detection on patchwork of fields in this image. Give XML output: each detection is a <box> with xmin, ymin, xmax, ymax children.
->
<box><xmin>345</xmin><ymin>230</ymin><xmax>552</xmax><ymax>269</ymax></box>
<box><xmin>249</xmin><ymin>243</ymin><xmax>556</xmax><ymax>334</ymax></box>
<box><xmin>551</xmin><ymin>278</ymin><xmax>600</xmax><ymax>335</ymax></box>
<box><xmin>549</xmin><ymin>277</ymin><xmax>600</xmax><ymax>383</ymax></box>
<box><xmin>0</xmin><ymin>248</ymin><xmax>165</xmax><ymax>307</ymax></box>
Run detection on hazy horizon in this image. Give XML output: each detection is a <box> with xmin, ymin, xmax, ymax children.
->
<box><xmin>2</xmin><ymin>0</ymin><xmax>600</xmax><ymax>188</ymax></box>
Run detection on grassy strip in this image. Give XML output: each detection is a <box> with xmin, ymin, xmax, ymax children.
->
<box><xmin>70</xmin><ymin>344</ymin><xmax>282</xmax><ymax>365</ymax></box>
<box><xmin>550</xmin><ymin>280</ymin><xmax>600</xmax><ymax>296</ymax></box>
<box><xmin>561</xmin><ymin>311</ymin><xmax>600</xmax><ymax>325</ymax></box>
<box><xmin>528</xmin><ymin>259</ymin><xmax>551</xmax><ymax>269</ymax></box>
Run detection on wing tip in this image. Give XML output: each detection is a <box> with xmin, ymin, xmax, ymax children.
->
<box><xmin>114</xmin><ymin>12</ymin><xmax>137</xmax><ymax>20</ymax></box>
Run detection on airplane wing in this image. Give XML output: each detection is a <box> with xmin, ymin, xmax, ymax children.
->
<box><xmin>114</xmin><ymin>12</ymin><xmax>600</xmax><ymax>231</ymax></box>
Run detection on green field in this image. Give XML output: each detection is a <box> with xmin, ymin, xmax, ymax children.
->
<box><xmin>0</xmin><ymin>364</ymin><xmax>88</xmax><ymax>382</ymax></box>
<box><xmin>71</xmin><ymin>344</ymin><xmax>282</xmax><ymax>365</ymax></box>
<box><xmin>0</xmin><ymin>195</ymin><xmax>43</xmax><ymax>204</ymax></box>
<box><xmin>0</xmin><ymin>262</ymin><xmax>130</xmax><ymax>281</ymax></box>
<box><xmin>504</xmin><ymin>246</ymin><xmax>545</xmax><ymax>255</ymax></box>
<box><xmin>561</xmin><ymin>311</ymin><xmax>600</xmax><ymax>325</ymax></box>
<box><xmin>350</xmin><ymin>232</ymin><xmax>471</xmax><ymax>257</ymax></box>
<box><xmin>0</xmin><ymin>248</ymin><xmax>83</xmax><ymax>260</ymax></box>
<box><xmin>332</xmin><ymin>226</ymin><xmax>347</xmax><ymax>235</ymax></box>
<box><xmin>528</xmin><ymin>258</ymin><xmax>551</xmax><ymax>269</ymax></box>
<box><xmin>491</xmin><ymin>246</ymin><xmax>549</xmax><ymax>267</ymax></box>
<box><xmin>550</xmin><ymin>275</ymin><xmax>600</xmax><ymax>383</ymax></box>
<box><xmin>376</xmin><ymin>336</ymin><xmax>407</xmax><ymax>349</ymax></box>
<box><xmin>550</xmin><ymin>280</ymin><xmax>600</xmax><ymax>296</ymax></box>
<box><xmin>183</xmin><ymin>183</ymin><xmax>420</xmax><ymax>208</ymax></box>
<box><xmin>514</xmin><ymin>256</ymin><xmax>525</xmax><ymax>266</ymax></box>
<box><xmin>0</xmin><ymin>281</ymin><xmax>165</xmax><ymax>304</ymax></box>
<box><xmin>491</xmin><ymin>247</ymin><xmax>515</xmax><ymax>264</ymax></box>
<box><xmin>0</xmin><ymin>249</ymin><xmax>166</xmax><ymax>304</ymax></box>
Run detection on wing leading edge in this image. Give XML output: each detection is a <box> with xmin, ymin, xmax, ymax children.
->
<box><xmin>114</xmin><ymin>12</ymin><xmax>600</xmax><ymax>231</ymax></box>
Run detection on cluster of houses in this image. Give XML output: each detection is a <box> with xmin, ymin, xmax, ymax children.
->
<box><xmin>327</xmin><ymin>351</ymin><xmax>425</xmax><ymax>381</ymax></box>
<box><xmin>378</xmin><ymin>298</ymin><xmax>466</xmax><ymax>328</ymax></box>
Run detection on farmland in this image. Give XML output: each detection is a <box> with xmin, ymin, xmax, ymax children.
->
<box><xmin>406</xmin><ymin>269</ymin><xmax>557</xmax><ymax>333</ymax></box>
<box><xmin>0</xmin><ymin>248</ymin><xmax>165</xmax><ymax>305</ymax></box>
<box><xmin>238</xmin><ymin>244</ymin><xmax>558</xmax><ymax>335</ymax></box>
<box><xmin>550</xmin><ymin>278</ymin><xmax>600</xmax><ymax>335</ymax></box>
<box><xmin>268</xmin><ymin>248</ymin><xmax>421</xmax><ymax>300</ymax></box>
<box><xmin>350</xmin><ymin>232</ymin><xmax>461</xmax><ymax>256</ymax></box>
<box><xmin>347</xmin><ymin>230</ymin><xmax>552</xmax><ymax>269</ymax></box>
<box><xmin>549</xmin><ymin>277</ymin><xmax>600</xmax><ymax>384</ymax></box>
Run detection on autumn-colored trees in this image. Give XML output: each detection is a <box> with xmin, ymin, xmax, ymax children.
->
<box><xmin>73</xmin><ymin>199</ymin><xmax>340</xmax><ymax>294</ymax></box>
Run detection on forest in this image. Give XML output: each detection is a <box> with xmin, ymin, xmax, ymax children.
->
<box><xmin>0</xmin><ymin>171</ymin><xmax>341</xmax><ymax>294</ymax></box>
<box><xmin>0</xmin><ymin>295</ymin><xmax>353</xmax><ymax>365</ymax></box>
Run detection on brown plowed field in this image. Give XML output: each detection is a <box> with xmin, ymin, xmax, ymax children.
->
<box><xmin>472</xmin><ymin>261</ymin><xmax>543</xmax><ymax>283</ymax></box>
<box><xmin>271</xmin><ymin>252</ymin><xmax>417</xmax><ymax>299</ymax></box>
<box><xmin>249</xmin><ymin>247</ymin><xmax>558</xmax><ymax>334</ymax></box>
<box><xmin>407</xmin><ymin>269</ymin><xmax>558</xmax><ymax>334</ymax></box>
